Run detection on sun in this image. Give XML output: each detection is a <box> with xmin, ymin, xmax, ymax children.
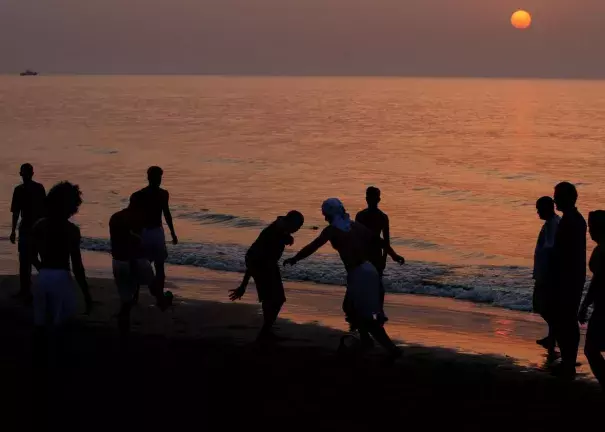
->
<box><xmin>511</xmin><ymin>10</ymin><xmax>532</xmax><ymax>29</ymax></box>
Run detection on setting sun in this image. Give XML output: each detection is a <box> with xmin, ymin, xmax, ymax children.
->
<box><xmin>511</xmin><ymin>10</ymin><xmax>532</xmax><ymax>29</ymax></box>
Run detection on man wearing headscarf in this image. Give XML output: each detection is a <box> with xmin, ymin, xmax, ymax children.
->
<box><xmin>284</xmin><ymin>199</ymin><xmax>404</xmax><ymax>358</ymax></box>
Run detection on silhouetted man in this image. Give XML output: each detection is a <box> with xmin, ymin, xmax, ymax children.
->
<box><xmin>532</xmin><ymin>196</ymin><xmax>560</xmax><ymax>356</ymax></box>
<box><xmin>355</xmin><ymin>187</ymin><xmax>391</xmax><ymax>308</ymax></box>
<box><xmin>10</xmin><ymin>163</ymin><xmax>46</xmax><ymax>299</ymax></box>
<box><xmin>229</xmin><ymin>211</ymin><xmax>304</xmax><ymax>341</ymax></box>
<box><xmin>110</xmin><ymin>193</ymin><xmax>170</xmax><ymax>337</ymax></box>
<box><xmin>133</xmin><ymin>166</ymin><xmax>178</xmax><ymax>297</ymax></box>
<box><xmin>551</xmin><ymin>182</ymin><xmax>586</xmax><ymax>378</ymax></box>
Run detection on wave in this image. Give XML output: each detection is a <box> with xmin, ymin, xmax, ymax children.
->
<box><xmin>80</xmin><ymin>236</ymin><xmax>542</xmax><ymax>313</ymax></box>
<box><xmin>178</xmin><ymin>210</ymin><xmax>266</xmax><ymax>229</ymax></box>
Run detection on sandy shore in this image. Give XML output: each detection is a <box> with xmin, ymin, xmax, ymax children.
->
<box><xmin>0</xmin><ymin>249</ymin><xmax>603</xmax><ymax>430</ymax></box>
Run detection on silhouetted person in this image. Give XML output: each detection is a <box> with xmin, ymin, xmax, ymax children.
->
<box><xmin>229</xmin><ymin>211</ymin><xmax>304</xmax><ymax>341</ymax></box>
<box><xmin>284</xmin><ymin>199</ymin><xmax>404</xmax><ymax>359</ymax></box>
<box><xmin>10</xmin><ymin>163</ymin><xmax>46</xmax><ymax>300</ymax></box>
<box><xmin>551</xmin><ymin>182</ymin><xmax>586</xmax><ymax>378</ymax></box>
<box><xmin>533</xmin><ymin>196</ymin><xmax>560</xmax><ymax>355</ymax></box>
<box><xmin>30</xmin><ymin>182</ymin><xmax>91</xmax><ymax>364</ymax></box>
<box><xmin>579</xmin><ymin>211</ymin><xmax>605</xmax><ymax>389</ymax></box>
<box><xmin>110</xmin><ymin>193</ymin><xmax>170</xmax><ymax>337</ymax></box>
<box><xmin>355</xmin><ymin>187</ymin><xmax>391</xmax><ymax>310</ymax></box>
<box><xmin>133</xmin><ymin>166</ymin><xmax>178</xmax><ymax>299</ymax></box>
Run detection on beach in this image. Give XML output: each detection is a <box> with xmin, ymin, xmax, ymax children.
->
<box><xmin>2</xmin><ymin>75</ymin><xmax>605</xmax><ymax>429</ymax></box>
<box><xmin>1</xmin><ymin>248</ymin><xmax>602</xmax><ymax>431</ymax></box>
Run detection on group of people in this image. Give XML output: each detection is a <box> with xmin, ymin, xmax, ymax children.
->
<box><xmin>9</xmin><ymin>164</ymin><xmax>179</xmax><ymax>343</ymax></box>
<box><xmin>532</xmin><ymin>182</ymin><xmax>604</xmax><ymax>386</ymax></box>
<box><xmin>8</xmin><ymin>163</ymin><xmax>605</xmax><ymax>387</ymax></box>
<box><xmin>230</xmin><ymin>188</ymin><xmax>404</xmax><ymax>359</ymax></box>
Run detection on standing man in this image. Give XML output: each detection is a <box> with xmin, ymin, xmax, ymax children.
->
<box><xmin>532</xmin><ymin>196</ymin><xmax>560</xmax><ymax>356</ymax></box>
<box><xmin>110</xmin><ymin>193</ymin><xmax>169</xmax><ymax>337</ymax></box>
<box><xmin>133</xmin><ymin>166</ymin><xmax>178</xmax><ymax>298</ymax></box>
<box><xmin>10</xmin><ymin>163</ymin><xmax>46</xmax><ymax>300</ymax></box>
<box><xmin>355</xmin><ymin>187</ymin><xmax>391</xmax><ymax>309</ymax></box>
<box><xmin>551</xmin><ymin>182</ymin><xmax>586</xmax><ymax>378</ymax></box>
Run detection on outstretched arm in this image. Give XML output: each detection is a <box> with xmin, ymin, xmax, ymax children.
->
<box><xmin>284</xmin><ymin>230</ymin><xmax>331</xmax><ymax>265</ymax></box>
<box><xmin>163</xmin><ymin>192</ymin><xmax>178</xmax><ymax>244</ymax></box>
<box><xmin>229</xmin><ymin>269</ymin><xmax>251</xmax><ymax>301</ymax></box>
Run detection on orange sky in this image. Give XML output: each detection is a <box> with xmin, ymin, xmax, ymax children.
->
<box><xmin>1</xmin><ymin>0</ymin><xmax>605</xmax><ymax>78</ymax></box>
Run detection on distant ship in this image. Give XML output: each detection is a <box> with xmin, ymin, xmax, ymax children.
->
<box><xmin>20</xmin><ymin>69</ymin><xmax>38</xmax><ymax>76</ymax></box>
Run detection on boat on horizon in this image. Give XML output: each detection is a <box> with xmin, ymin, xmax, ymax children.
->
<box><xmin>20</xmin><ymin>69</ymin><xmax>38</xmax><ymax>76</ymax></box>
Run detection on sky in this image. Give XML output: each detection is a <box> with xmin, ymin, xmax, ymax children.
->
<box><xmin>1</xmin><ymin>0</ymin><xmax>605</xmax><ymax>78</ymax></box>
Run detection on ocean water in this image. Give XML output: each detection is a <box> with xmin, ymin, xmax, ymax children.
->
<box><xmin>2</xmin><ymin>75</ymin><xmax>605</xmax><ymax>311</ymax></box>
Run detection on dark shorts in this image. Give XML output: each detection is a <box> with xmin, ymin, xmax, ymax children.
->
<box><xmin>586</xmin><ymin>307</ymin><xmax>605</xmax><ymax>351</ymax></box>
<box><xmin>247</xmin><ymin>262</ymin><xmax>285</xmax><ymax>304</ymax></box>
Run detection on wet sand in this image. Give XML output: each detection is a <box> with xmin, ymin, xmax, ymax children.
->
<box><xmin>0</xmin><ymin>251</ymin><xmax>603</xmax><ymax>431</ymax></box>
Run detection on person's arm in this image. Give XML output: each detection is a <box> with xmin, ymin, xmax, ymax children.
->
<box><xmin>10</xmin><ymin>188</ymin><xmax>20</xmax><ymax>244</ymax></box>
<box><xmin>163</xmin><ymin>191</ymin><xmax>178</xmax><ymax>245</ymax></box>
<box><xmin>229</xmin><ymin>269</ymin><xmax>251</xmax><ymax>301</ymax></box>
<box><xmin>382</xmin><ymin>215</ymin><xmax>391</xmax><ymax>263</ymax></box>
<box><xmin>380</xmin><ymin>237</ymin><xmax>405</xmax><ymax>265</ymax></box>
<box><xmin>579</xmin><ymin>273</ymin><xmax>601</xmax><ymax>324</ymax></box>
<box><xmin>71</xmin><ymin>228</ymin><xmax>92</xmax><ymax>313</ymax></box>
<box><xmin>284</xmin><ymin>229</ymin><xmax>331</xmax><ymax>266</ymax></box>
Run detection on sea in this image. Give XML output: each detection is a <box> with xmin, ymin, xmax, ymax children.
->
<box><xmin>2</xmin><ymin>75</ymin><xmax>605</xmax><ymax>312</ymax></box>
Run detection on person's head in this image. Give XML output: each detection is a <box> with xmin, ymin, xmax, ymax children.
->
<box><xmin>554</xmin><ymin>182</ymin><xmax>578</xmax><ymax>212</ymax></box>
<box><xmin>283</xmin><ymin>210</ymin><xmax>304</xmax><ymax>234</ymax></box>
<box><xmin>366</xmin><ymin>186</ymin><xmax>381</xmax><ymax>208</ymax></box>
<box><xmin>536</xmin><ymin>196</ymin><xmax>555</xmax><ymax>221</ymax></box>
<box><xmin>46</xmin><ymin>181</ymin><xmax>83</xmax><ymax>220</ymax></box>
<box><xmin>20</xmin><ymin>163</ymin><xmax>34</xmax><ymax>182</ymax></box>
<box><xmin>147</xmin><ymin>166</ymin><xmax>163</xmax><ymax>187</ymax></box>
<box><xmin>322</xmin><ymin>198</ymin><xmax>346</xmax><ymax>224</ymax></box>
<box><xmin>589</xmin><ymin>210</ymin><xmax>605</xmax><ymax>244</ymax></box>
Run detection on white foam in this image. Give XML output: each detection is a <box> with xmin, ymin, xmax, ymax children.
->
<box><xmin>81</xmin><ymin>237</ymin><xmax>546</xmax><ymax>313</ymax></box>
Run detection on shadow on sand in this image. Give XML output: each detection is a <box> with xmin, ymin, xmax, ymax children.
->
<box><xmin>0</xmin><ymin>274</ymin><xmax>602</xmax><ymax>431</ymax></box>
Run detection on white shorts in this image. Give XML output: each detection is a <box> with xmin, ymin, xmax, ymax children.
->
<box><xmin>142</xmin><ymin>227</ymin><xmax>168</xmax><ymax>263</ymax></box>
<box><xmin>112</xmin><ymin>259</ymin><xmax>155</xmax><ymax>303</ymax></box>
<box><xmin>346</xmin><ymin>262</ymin><xmax>382</xmax><ymax>320</ymax></box>
<box><xmin>34</xmin><ymin>269</ymin><xmax>77</xmax><ymax>326</ymax></box>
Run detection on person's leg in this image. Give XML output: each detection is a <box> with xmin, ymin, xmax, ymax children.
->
<box><xmin>553</xmin><ymin>303</ymin><xmax>580</xmax><ymax>377</ymax></box>
<box><xmin>540</xmin><ymin>302</ymin><xmax>556</xmax><ymax>354</ymax></box>
<box><xmin>257</xmin><ymin>265</ymin><xmax>286</xmax><ymax>340</ymax></box>
<box><xmin>363</xmin><ymin>320</ymin><xmax>401</xmax><ymax>358</ymax></box>
<box><xmin>585</xmin><ymin>341</ymin><xmax>605</xmax><ymax>388</ymax></box>
<box><xmin>114</xmin><ymin>260</ymin><xmax>136</xmax><ymax>335</ymax></box>
<box><xmin>260</xmin><ymin>298</ymin><xmax>284</xmax><ymax>336</ymax></box>
<box><xmin>153</xmin><ymin>260</ymin><xmax>166</xmax><ymax>295</ymax></box>
<box><xmin>151</xmin><ymin>260</ymin><xmax>173</xmax><ymax>311</ymax></box>
<box><xmin>585</xmin><ymin>346</ymin><xmax>605</xmax><ymax>388</ymax></box>
<box><xmin>585</xmin><ymin>312</ymin><xmax>605</xmax><ymax>388</ymax></box>
<box><xmin>18</xmin><ymin>232</ymin><xmax>32</xmax><ymax>298</ymax></box>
